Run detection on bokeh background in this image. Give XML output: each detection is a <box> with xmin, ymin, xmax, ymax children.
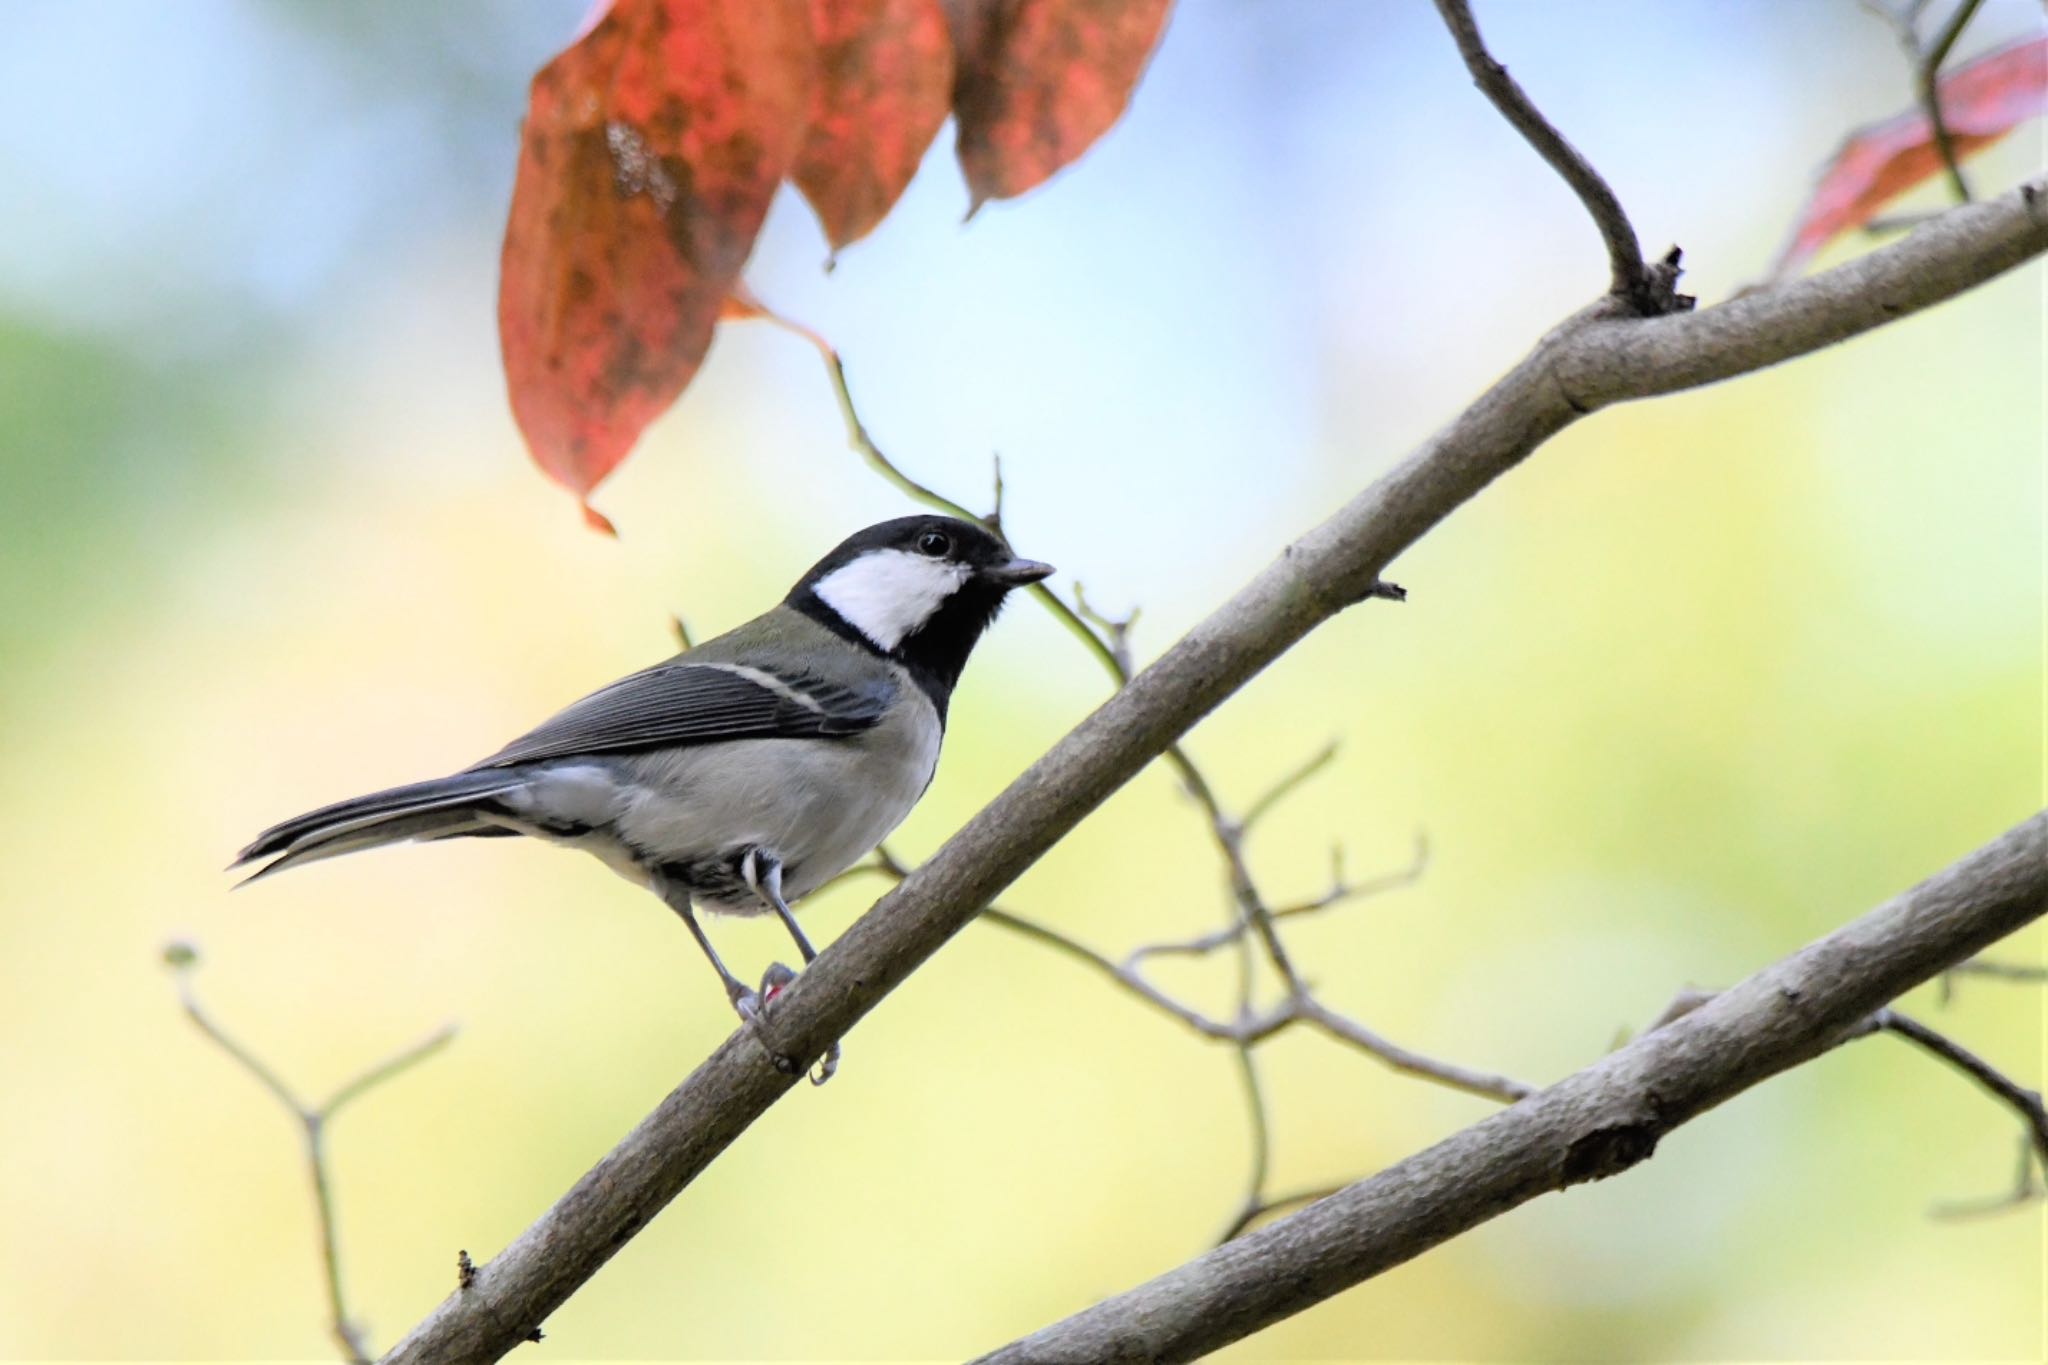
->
<box><xmin>1</xmin><ymin>1</ymin><xmax>2043</xmax><ymax>1360</ymax></box>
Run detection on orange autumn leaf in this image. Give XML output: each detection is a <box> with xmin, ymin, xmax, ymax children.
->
<box><xmin>499</xmin><ymin>0</ymin><xmax>814</xmax><ymax>530</ymax></box>
<box><xmin>1774</xmin><ymin>33</ymin><xmax>2047</xmax><ymax>277</ymax></box>
<box><xmin>946</xmin><ymin>0</ymin><xmax>1175</xmax><ymax>212</ymax></box>
<box><xmin>502</xmin><ymin>0</ymin><xmax>1174</xmax><ymax>528</ymax></box>
<box><xmin>794</xmin><ymin>0</ymin><xmax>955</xmax><ymax>252</ymax></box>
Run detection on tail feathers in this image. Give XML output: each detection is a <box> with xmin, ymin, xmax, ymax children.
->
<box><xmin>232</xmin><ymin>771</ymin><xmax>529</xmax><ymax>885</ymax></box>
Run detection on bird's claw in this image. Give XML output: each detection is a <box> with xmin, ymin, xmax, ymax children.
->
<box><xmin>746</xmin><ymin>962</ymin><xmax>840</xmax><ymax>1084</ymax></box>
<box><xmin>760</xmin><ymin>961</ymin><xmax>797</xmax><ymax>1005</ymax></box>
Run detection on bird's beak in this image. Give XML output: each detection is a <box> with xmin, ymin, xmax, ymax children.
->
<box><xmin>983</xmin><ymin>556</ymin><xmax>1055</xmax><ymax>586</ymax></box>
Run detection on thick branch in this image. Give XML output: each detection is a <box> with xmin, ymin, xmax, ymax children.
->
<box><xmin>978</xmin><ymin>810</ymin><xmax>2048</xmax><ymax>1364</ymax></box>
<box><xmin>380</xmin><ymin>178</ymin><xmax>2048</xmax><ymax>1365</ymax></box>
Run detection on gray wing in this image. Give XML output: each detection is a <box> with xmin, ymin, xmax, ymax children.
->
<box><xmin>470</xmin><ymin>661</ymin><xmax>895</xmax><ymax>769</ymax></box>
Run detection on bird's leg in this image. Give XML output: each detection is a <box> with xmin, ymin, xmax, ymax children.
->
<box><xmin>749</xmin><ymin>851</ymin><xmax>819</xmax><ymax>965</ymax></box>
<box><xmin>742</xmin><ymin>849</ymin><xmax>840</xmax><ymax>1085</ymax></box>
<box><xmin>655</xmin><ymin>878</ymin><xmax>764</xmax><ymax>1020</ymax></box>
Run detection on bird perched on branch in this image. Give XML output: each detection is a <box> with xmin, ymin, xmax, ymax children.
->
<box><xmin>233</xmin><ymin>515</ymin><xmax>1053</xmax><ymax>1083</ymax></box>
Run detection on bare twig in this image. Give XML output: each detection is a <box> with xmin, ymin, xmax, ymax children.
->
<box><xmin>1920</xmin><ymin>0</ymin><xmax>1986</xmax><ymax>201</ymax></box>
<box><xmin>1873</xmin><ymin>1008</ymin><xmax>2047</xmax><ymax>1206</ymax></box>
<box><xmin>1864</xmin><ymin>0</ymin><xmax>1986</xmax><ymax>202</ymax></box>
<box><xmin>1938</xmin><ymin>955</ymin><xmax>2048</xmax><ymax>1003</ymax></box>
<box><xmin>1238</xmin><ymin>741</ymin><xmax>1340</xmax><ymax>832</ymax></box>
<box><xmin>1430</xmin><ymin>0</ymin><xmax>1687</xmax><ymax>315</ymax></box>
<box><xmin>1127</xmin><ymin>837</ymin><xmax>1431</xmax><ymax>964</ymax></box>
<box><xmin>166</xmin><ymin>943</ymin><xmax>453</xmax><ymax>1364</ymax></box>
<box><xmin>1933</xmin><ymin>1136</ymin><xmax>2045</xmax><ymax>1218</ymax></box>
<box><xmin>987</xmin><ymin>453</ymin><xmax>1006</xmax><ymax>532</ymax></box>
<box><xmin>1069</xmin><ymin>583</ymin><xmax>1139</xmax><ymax>677</ymax></box>
<box><xmin>382</xmin><ymin>179</ymin><xmax>2048</xmax><ymax>1365</ymax></box>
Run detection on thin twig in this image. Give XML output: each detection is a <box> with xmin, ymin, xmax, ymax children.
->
<box><xmin>165</xmin><ymin>943</ymin><xmax>454</xmax><ymax>1364</ymax></box>
<box><xmin>1938</xmin><ymin>955</ymin><xmax>2048</xmax><ymax>1003</ymax></box>
<box><xmin>962</xmin><ymin>905</ymin><xmax>1289</xmax><ymax>1042</ymax></box>
<box><xmin>324</xmin><ymin>1026</ymin><xmax>458</xmax><ymax>1115</ymax></box>
<box><xmin>1861</xmin><ymin>0</ymin><xmax>1984</xmax><ymax>202</ymax></box>
<box><xmin>1932</xmin><ymin>1136</ymin><xmax>2044</xmax><ymax>1218</ymax></box>
<box><xmin>1874</xmin><ymin>1009</ymin><xmax>2048</xmax><ymax>1187</ymax></box>
<box><xmin>1222</xmin><ymin>1047</ymin><xmax>1274</xmax><ymax>1240</ymax></box>
<box><xmin>1124</xmin><ymin>834</ymin><xmax>1428</xmax><ymax>964</ymax></box>
<box><xmin>1070</xmin><ymin>583</ymin><xmax>1140</xmax><ymax>677</ymax></box>
<box><xmin>1430</xmin><ymin>0</ymin><xmax>1674</xmax><ymax>313</ymax></box>
<box><xmin>1238</xmin><ymin>742</ymin><xmax>1340</xmax><ymax>832</ymax></box>
<box><xmin>1920</xmin><ymin>0</ymin><xmax>1985</xmax><ymax>202</ymax></box>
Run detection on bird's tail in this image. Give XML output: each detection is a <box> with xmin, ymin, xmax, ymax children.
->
<box><xmin>231</xmin><ymin>771</ymin><xmax>529</xmax><ymax>885</ymax></box>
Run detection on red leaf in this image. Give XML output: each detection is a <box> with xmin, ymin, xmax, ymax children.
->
<box><xmin>794</xmin><ymin>0</ymin><xmax>955</xmax><ymax>252</ymax></box>
<box><xmin>946</xmin><ymin>0</ymin><xmax>1174</xmax><ymax>212</ymax></box>
<box><xmin>1774</xmin><ymin>34</ymin><xmax>2048</xmax><ymax>277</ymax></box>
<box><xmin>500</xmin><ymin>0</ymin><xmax>814</xmax><ymax>525</ymax></box>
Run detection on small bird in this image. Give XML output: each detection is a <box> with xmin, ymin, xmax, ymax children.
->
<box><xmin>233</xmin><ymin>515</ymin><xmax>1053</xmax><ymax>1081</ymax></box>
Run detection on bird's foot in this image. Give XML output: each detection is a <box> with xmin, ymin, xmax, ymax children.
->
<box><xmin>750</xmin><ymin>962</ymin><xmax>840</xmax><ymax>1085</ymax></box>
<box><xmin>760</xmin><ymin>960</ymin><xmax>797</xmax><ymax>1005</ymax></box>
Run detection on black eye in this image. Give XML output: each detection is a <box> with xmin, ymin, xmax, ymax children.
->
<box><xmin>916</xmin><ymin>530</ymin><xmax>952</xmax><ymax>558</ymax></box>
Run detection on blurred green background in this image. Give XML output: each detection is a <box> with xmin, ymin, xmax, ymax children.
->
<box><xmin>0</xmin><ymin>1</ymin><xmax>2042</xmax><ymax>1360</ymax></box>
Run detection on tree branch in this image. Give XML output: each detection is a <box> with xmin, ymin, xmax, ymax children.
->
<box><xmin>977</xmin><ymin>810</ymin><xmax>2048</xmax><ymax>1364</ymax></box>
<box><xmin>380</xmin><ymin>177</ymin><xmax>2048</xmax><ymax>1365</ymax></box>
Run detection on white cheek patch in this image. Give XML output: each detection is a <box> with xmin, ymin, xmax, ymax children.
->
<box><xmin>812</xmin><ymin>549</ymin><xmax>970</xmax><ymax>651</ymax></box>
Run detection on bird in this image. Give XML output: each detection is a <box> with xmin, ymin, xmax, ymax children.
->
<box><xmin>232</xmin><ymin>514</ymin><xmax>1053</xmax><ymax>1082</ymax></box>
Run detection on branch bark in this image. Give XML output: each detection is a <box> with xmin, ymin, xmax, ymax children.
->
<box><xmin>381</xmin><ymin>177</ymin><xmax>2048</xmax><ymax>1365</ymax></box>
<box><xmin>978</xmin><ymin>810</ymin><xmax>2048</xmax><ymax>1364</ymax></box>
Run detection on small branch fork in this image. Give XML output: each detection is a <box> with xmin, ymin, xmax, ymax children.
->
<box><xmin>164</xmin><ymin>943</ymin><xmax>455</xmax><ymax>1364</ymax></box>
<box><xmin>1860</xmin><ymin>0</ymin><xmax>1987</xmax><ymax>204</ymax></box>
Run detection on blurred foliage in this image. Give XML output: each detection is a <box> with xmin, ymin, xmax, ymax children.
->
<box><xmin>0</xmin><ymin>1</ymin><xmax>2041</xmax><ymax>1361</ymax></box>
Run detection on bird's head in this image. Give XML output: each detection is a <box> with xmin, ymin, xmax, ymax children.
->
<box><xmin>789</xmin><ymin>515</ymin><xmax>1054</xmax><ymax>694</ymax></box>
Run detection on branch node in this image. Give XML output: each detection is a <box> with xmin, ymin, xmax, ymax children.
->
<box><xmin>1560</xmin><ymin>1121</ymin><xmax>1661</xmax><ymax>1185</ymax></box>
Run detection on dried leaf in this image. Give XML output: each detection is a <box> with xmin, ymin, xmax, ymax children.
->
<box><xmin>794</xmin><ymin>0</ymin><xmax>955</xmax><ymax>252</ymax></box>
<box><xmin>499</xmin><ymin>0</ymin><xmax>814</xmax><ymax>529</ymax></box>
<box><xmin>1774</xmin><ymin>34</ymin><xmax>2047</xmax><ymax>277</ymax></box>
<box><xmin>946</xmin><ymin>0</ymin><xmax>1174</xmax><ymax>212</ymax></box>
